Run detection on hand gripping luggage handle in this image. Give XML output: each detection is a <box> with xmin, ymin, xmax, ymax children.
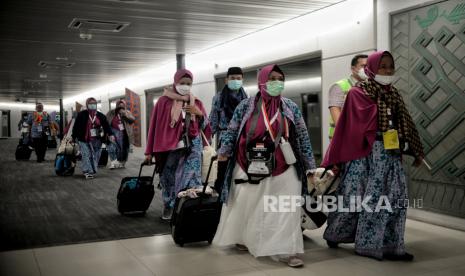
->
<box><xmin>137</xmin><ymin>163</ymin><xmax>157</xmax><ymax>186</ymax></box>
<box><xmin>202</xmin><ymin>155</ymin><xmax>218</xmax><ymax>194</ymax></box>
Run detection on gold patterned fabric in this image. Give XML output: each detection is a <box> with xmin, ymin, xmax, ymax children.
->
<box><xmin>358</xmin><ymin>79</ymin><xmax>424</xmax><ymax>158</ymax></box>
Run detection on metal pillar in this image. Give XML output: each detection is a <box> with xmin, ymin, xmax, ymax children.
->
<box><xmin>176</xmin><ymin>54</ymin><xmax>185</xmax><ymax>69</ymax></box>
<box><xmin>59</xmin><ymin>98</ymin><xmax>64</xmax><ymax>140</ymax></box>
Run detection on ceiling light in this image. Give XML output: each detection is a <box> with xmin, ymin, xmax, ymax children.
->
<box><xmin>79</xmin><ymin>30</ymin><xmax>93</xmax><ymax>40</ymax></box>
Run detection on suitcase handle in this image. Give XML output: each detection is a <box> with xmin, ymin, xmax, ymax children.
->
<box><xmin>201</xmin><ymin>155</ymin><xmax>218</xmax><ymax>194</ymax></box>
<box><xmin>137</xmin><ymin>163</ymin><xmax>157</xmax><ymax>186</ymax></box>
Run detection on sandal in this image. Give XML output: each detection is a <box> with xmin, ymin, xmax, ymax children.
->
<box><xmin>279</xmin><ymin>256</ymin><xmax>304</xmax><ymax>268</ymax></box>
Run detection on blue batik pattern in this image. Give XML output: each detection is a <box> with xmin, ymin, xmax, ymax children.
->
<box><xmin>78</xmin><ymin>140</ymin><xmax>102</xmax><ymax>174</ymax></box>
<box><xmin>107</xmin><ymin>128</ymin><xmax>129</xmax><ymax>162</ymax></box>
<box><xmin>217</xmin><ymin>95</ymin><xmax>316</xmax><ymax>203</ymax></box>
<box><xmin>323</xmin><ymin>141</ymin><xmax>408</xmax><ymax>259</ymax></box>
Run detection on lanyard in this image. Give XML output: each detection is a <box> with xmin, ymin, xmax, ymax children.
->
<box><xmin>261</xmin><ymin>103</ymin><xmax>288</xmax><ymax>141</ymax></box>
<box><xmin>89</xmin><ymin>114</ymin><xmax>96</xmax><ymax>126</ymax></box>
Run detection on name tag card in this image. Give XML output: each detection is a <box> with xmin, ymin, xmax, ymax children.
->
<box><xmin>383</xmin><ymin>129</ymin><xmax>400</xmax><ymax>150</ymax></box>
<box><xmin>90</xmin><ymin>128</ymin><xmax>98</xmax><ymax>137</ymax></box>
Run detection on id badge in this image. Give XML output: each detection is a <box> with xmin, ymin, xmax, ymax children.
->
<box><xmin>37</xmin><ymin>124</ymin><xmax>43</xmax><ymax>132</ymax></box>
<box><xmin>118</xmin><ymin>123</ymin><xmax>124</xmax><ymax>131</ymax></box>
<box><xmin>383</xmin><ymin>129</ymin><xmax>400</xmax><ymax>150</ymax></box>
<box><xmin>90</xmin><ymin>128</ymin><xmax>98</xmax><ymax>137</ymax></box>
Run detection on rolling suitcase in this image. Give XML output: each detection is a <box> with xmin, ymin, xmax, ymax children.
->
<box><xmin>171</xmin><ymin>156</ymin><xmax>221</xmax><ymax>247</ymax></box>
<box><xmin>15</xmin><ymin>143</ymin><xmax>32</xmax><ymax>161</ymax></box>
<box><xmin>99</xmin><ymin>145</ymin><xmax>108</xmax><ymax>167</ymax></box>
<box><xmin>117</xmin><ymin>163</ymin><xmax>156</xmax><ymax>215</ymax></box>
<box><xmin>47</xmin><ymin>136</ymin><xmax>57</xmax><ymax>149</ymax></box>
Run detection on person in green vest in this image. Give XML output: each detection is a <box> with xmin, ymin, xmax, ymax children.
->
<box><xmin>328</xmin><ymin>54</ymin><xmax>368</xmax><ymax>139</ymax></box>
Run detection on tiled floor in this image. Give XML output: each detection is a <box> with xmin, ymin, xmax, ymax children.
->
<box><xmin>1</xmin><ymin>219</ymin><xmax>465</xmax><ymax>276</ymax></box>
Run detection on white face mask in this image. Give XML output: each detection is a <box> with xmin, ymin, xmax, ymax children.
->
<box><xmin>374</xmin><ymin>74</ymin><xmax>395</xmax><ymax>85</ymax></box>
<box><xmin>357</xmin><ymin>68</ymin><xmax>368</xmax><ymax>80</ymax></box>
<box><xmin>175</xmin><ymin>84</ymin><xmax>191</xmax><ymax>95</ymax></box>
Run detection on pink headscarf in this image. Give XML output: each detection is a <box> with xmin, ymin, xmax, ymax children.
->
<box><xmin>163</xmin><ymin>69</ymin><xmax>196</xmax><ymax>127</ymax></box>
<box><xmin>145</xmin><ymin>69</ymin><xmax>211</xmax><ymax>155</ymax></box>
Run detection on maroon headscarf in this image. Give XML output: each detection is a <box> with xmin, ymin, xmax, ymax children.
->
<box><xmin>173</xmin><ymin>69</ymin><xmax>193</xmax><ymax>93</ymax></box>
<box><xmin>85</xmin><ymin>97</ymin><xmax>101</xmax><ymax>141</ymax></box>
<box><xmin>364</xmin><ymin>50</ymin><xmax>393</xmax><ymax>80</ymax></box>
<box><xmin>236</xmin><ymin>64</ymin><xmax>289</xmax><ymax>176</ymax></box>
<box><xmin>116</xmin><ymin>99</ymin><xmax>126</xmax><ymax>109</ymax></box>
<box><xmin>258</xmin><ymin>64</ymin><xmax>284</xmax><ymax>120</ymax></box>
<box><xmin>86</xmin><ymin>97</ymin><xmax>97</xmax><ymax>117</ymax></box>
<box><xmin>321</xmin><ymin>51</ymin><xmax>398</xmax><ymax>167</ymax></box>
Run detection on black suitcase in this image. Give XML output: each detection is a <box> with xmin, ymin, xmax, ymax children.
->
<box><xmin>47</xmin><ymin>136</ymin><xmax>57</xmax><ymax>149</ymax></box>
<box><xmin>15</xmin><ymin>144</ymin><xmax>32</xmax><ymax>161</ymax></box>
<box><xmin>99</xmin><ymin>146</ymin><xmax>108</xmax><ymax>167</ymax></box>
<box><xmin>117</xmin><ymin>163</ymin><xmax>155</xmax><ymax>215</ymax></box>
<box><xmin>171</xmin><ymin>156</ymin><xmax>222</xmax><ymax>247</ymax></box>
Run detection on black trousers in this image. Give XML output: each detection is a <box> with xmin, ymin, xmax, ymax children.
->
<box><xmin>32</xmin><ymin>135</ymin><xmax>48</xmax><ymax>161</ymax></box>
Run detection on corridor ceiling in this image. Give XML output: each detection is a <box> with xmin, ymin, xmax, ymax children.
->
<box><xmin>0</xmin><ymin>0</ymin><xmax>342</xmax><ymax>104</ymax></box>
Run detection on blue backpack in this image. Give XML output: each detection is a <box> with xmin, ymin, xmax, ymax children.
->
<box><xmin>55</xmin><ymin>154</ymin><xmax>75</xmax><ymax>176</ymax></box>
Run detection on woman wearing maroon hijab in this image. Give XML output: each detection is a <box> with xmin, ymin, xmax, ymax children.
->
<box><xmin>213</xmin><ymin>64</ymin><xmax>317</xmax><ymax>268</ymax></box>
<box><xmin>322</xmin><ymin>51</ymin><xmax>424</xmax><ymax>261</ymax></box>
<box><xmin>145</xmin><ymin>69</ymin><xmax>211</xmax><ymax>220</ymax></box>
<box><xmin>72</xmin><ymin>97</ymin><xmax>114</xmax><ymax>179</ymax></box>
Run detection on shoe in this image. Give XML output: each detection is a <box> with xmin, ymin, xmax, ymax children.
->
<box><xmin>84</xmin><ymin>173</ymin><xmax>94</xmax><ymax>179</ymax></box>
<box><xmin>279</xmin><ymin>256</ymin><xmax>304</xmax><ymax>268</ymax></box>
<box><xmin>109</xmin><ymin>161</ymin><xmax>116</xmax><ymax>169</ymax></box>
<box><xmin>384</xmin><ymin>252</ymin><xmax>414</xmax><ymax>261</ymax></box>
<box><xmin>326</xmin><ymin>240</ymin><xmax>339</xmax><ymax>249</ymax></box>
<box><xmin>161</xmin><ymin>206</ymin><xmax>173</xmax><ymax>221</ymax></box>
<box><xmin>235</xmin><ymin>244</ymin><xmax>248</xmax><ymax>251</ymax></box>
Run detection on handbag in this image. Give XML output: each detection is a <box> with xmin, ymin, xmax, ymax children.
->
<box><xmin>58</xmin><ymin>118</ymin><xmax>79</xmax><ymax>156</ymax></box>
<box><xmin>201</xmin><ymin>130</ymin><xmax>217</xmax><ymax>184</ymax></box>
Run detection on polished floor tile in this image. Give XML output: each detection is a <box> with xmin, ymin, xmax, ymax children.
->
<box><xmin>0</xmin><ymin>249</ymin><xmax>41</xmax><ymax>276</ymax></box>
<box><xmin>1</xmin><ymin>219</ymin><xmax>465</xmax><ymax>276</ymax></box>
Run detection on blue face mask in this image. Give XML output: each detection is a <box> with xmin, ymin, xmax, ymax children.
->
<box><xmin>227</xmin><ymin>79</ymin><xmax>243</xmax><ymax>90</ymax></box>
<box><xmin>266</xmin><ymin>81</ymin><xmax>285</xmax><ymax>96</ymax></box>
<box><xmin>88</xmin><ymin>104</ymin><xmax>97</xmax><ymax>110</ymax></box>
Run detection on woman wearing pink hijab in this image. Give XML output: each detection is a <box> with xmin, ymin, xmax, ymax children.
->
<box><xmin>145</xmin><ymin>69</ymin><xmax>211</xmax><ymax>220</ymax></box>
<box><xmin>322</xmin><ymin>51</ymin><xmax>424</xmax><ymax>261</ymax></box>
<box><xmin>213</xmin><ymin>64</ymin><xmax>317</xmax><ymax>268</ymax></box>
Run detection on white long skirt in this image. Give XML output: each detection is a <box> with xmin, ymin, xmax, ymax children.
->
<box><xmin>213</xmin><ymin>163</ymin><xmax>303</xmax><ymax>258</ymax></box>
